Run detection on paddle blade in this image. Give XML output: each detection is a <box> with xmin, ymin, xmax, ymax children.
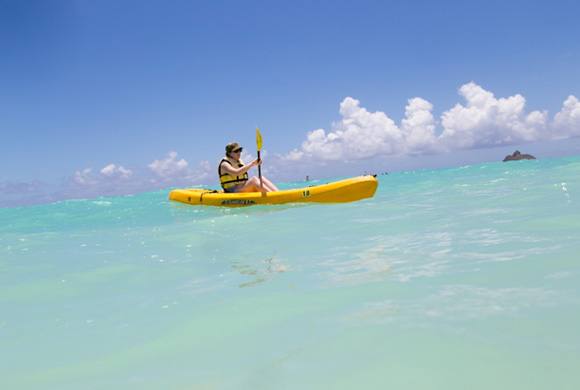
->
<box><xmin>255</xmin><ymin>126</ymin><xmax>263</xmax><ymax>151</ymax></box>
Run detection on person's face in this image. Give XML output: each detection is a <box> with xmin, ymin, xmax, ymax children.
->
<box><xmin>231</xmin><ymin>147</ymin><xmax>242</xmax><ymax>157</ymax></box>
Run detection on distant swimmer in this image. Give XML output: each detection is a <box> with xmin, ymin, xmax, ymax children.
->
<box><xmin>218</xmin><ymin>142</ymin><xmax>279</xmax><ymax>193</ymax></box>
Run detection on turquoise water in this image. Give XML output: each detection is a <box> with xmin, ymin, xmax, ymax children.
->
<box><xmin>1</xmin><ymin>156</ymin><xmax>579</xmax><ymax>389</ymax></box>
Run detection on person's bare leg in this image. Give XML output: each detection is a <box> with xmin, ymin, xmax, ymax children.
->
<box><xmin>260</xmin><ymin>176</ymin><xmax>279</xmax><ymax>192</ymax></box>
<box><xmin>238</xmin><ymin>177</ymin><xmax>265</xmax><ymax>193</ymax></box>
<box><xmin>236</xmin><ymin>177</ymin><xmax>278</xmax><ymax>193</ymax></box>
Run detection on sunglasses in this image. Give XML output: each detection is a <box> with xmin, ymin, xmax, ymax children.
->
<box><xmin>232</xmin><ymin>148</ymin><xmax>243</xmax><ymax>153</ymax></box>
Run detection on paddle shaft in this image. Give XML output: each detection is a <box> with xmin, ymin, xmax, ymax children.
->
<box><xmin>255</xmin><ymin>126</ymin><xmax>264</xmax><ymax>189</ymax></box>
<box><xmin>257</xmin><ymin>151</ymin><xmax>263</xmax><ymax>187</ymax></box>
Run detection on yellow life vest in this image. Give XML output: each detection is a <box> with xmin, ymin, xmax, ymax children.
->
<box><xmin>219</xmin><ymin>157</ymin><xmax>248</xmax><ymax>190</ymax></box>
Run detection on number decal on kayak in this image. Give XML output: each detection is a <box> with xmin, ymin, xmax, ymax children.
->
<box><xmin>302</xmin><ymin>190</ymin><xmax>310</xmax><ymax>197</ymax></box>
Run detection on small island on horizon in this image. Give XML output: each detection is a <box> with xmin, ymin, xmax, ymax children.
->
<box><xmin>503</xmin><ymin>150</ymin><xmax>536</xmax><ymax>162</ymax></box>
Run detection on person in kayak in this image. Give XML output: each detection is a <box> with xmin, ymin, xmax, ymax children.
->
<box><xmin>219</xmin><ymin>142</ymin><xmax>279</xmax><ymax>193</ymax></box>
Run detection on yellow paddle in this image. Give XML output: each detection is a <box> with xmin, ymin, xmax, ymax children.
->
<box><xmin>255</xmin><ymin>126</ymin><xmax>263</xmax><ymax>187</ymax></box>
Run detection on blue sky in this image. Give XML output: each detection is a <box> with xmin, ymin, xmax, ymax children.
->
<box><xmin>1</xmin><ymin>0</ymin><xmax>579</xmax><ymax>207</ymax></box>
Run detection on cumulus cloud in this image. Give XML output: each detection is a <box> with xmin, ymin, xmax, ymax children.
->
<box><xmin>300</xmin><ymin>97</ymin><xmax>404</xmax><ymax>161</ymax></box>
<box><xmin>68</xmin><ymin>151</ymin><xmax>212</xmax><ymax>194</ymax></box>
<box><xmin>100</xmin><ymin>164</ymin><xmax>133</xmax><ymax>180</ymax></box>
<box><xmin>3</xmin><ymin>152</ymin><xmax>210</xmax><ymax>207</ymax></box>
<box><xmin>438</xmin><ymin>82</ymin><xmax>549</xmax><ymax>150</ymax></box>
<box><xmin>148</xmin><ymin>151</ymin><xmax>211</xmax><ymax>184</ymax></box>
<box><xmin>552</xmin><ymin>95</ymin><xmax>580</xmax><ymax>139</ymax></box>
<box><xmin>295</xmin><ymin>96</ymin><xmax>438</xmax><ymax>162</ymax></box>
<box><xmin>72</xmin><ymin>164</ymin><xmax>133</xmax><ymax>187</ymax></box>
<box><xmin>148</xmin><ymin>151</ymin><xmax>189</xmax><ymax>180</ymax></box>
<box><xmin>401</xmin><ymin>97</ymin><xmax>437</xmax><ymax>154</ymax></box>
<box><xmin>72</xmin><ymin>167</ymin><xmax>98</xmax><ymax>186</ymax></box>
<box><xmin>281</xmin><ymin>148</ymin><xmax>305</xmax><ymax>162</ymax></box>
<box><xmin>285</xmin><ymin>82</ymin><xmax>579</xmax><ymax>162</ymax></box>
<box><xmin>191</xmin><ymin>159</ymin><xmax>213</xmax><ymax>182</ymax></box>
<box><xmin>51</xmin><ymin>152</ymin><xmax>214</xmax><ymax>204</ymax></box>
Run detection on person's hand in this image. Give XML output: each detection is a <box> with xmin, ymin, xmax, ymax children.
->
<box><xmin>253</xmin><ymin>158</ymin><xmax>262</xmax><ymax>166</ymax></box>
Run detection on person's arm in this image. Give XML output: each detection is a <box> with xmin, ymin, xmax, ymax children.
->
<box><xmin>220</xmin><ymin>159</ymin><xmax>261</xmax><ymax>176</ymax></box>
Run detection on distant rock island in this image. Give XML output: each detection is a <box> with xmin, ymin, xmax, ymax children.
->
<box><xmin>503</xmin><ymin>150</ymin><xmax>536</xmax><ymax>162</ymax></box>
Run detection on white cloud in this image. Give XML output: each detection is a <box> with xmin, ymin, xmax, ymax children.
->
<box><xmin>438</xmin><ymin>82</ymin><xmax>549</xmax><ymax>150</ymax></box>
<box><xmin>296</xmin><ymin>96</ymin><xmax>435</xmax><ymax>161</ymax></box>
<box><xmin>300</xmin><ymin>97</ymin><xmax>404</xmax><ymax>161</ymax></box>
<box><xmin>73</xmin><ymin>167</ymin><xmax>98</xmax><ymax>186</ymax></box>
<box><xmin>552</xmin><ymin>95</ymin><xmax>580</xmax><ymax>139</ymax></box>
<box><xmin>147</xmin><ymin>152</ymin><xmax>213</xmax><ymax>187</ymax></box>
<box><xmin>68</xmin><ymin>152</ymin><xmax>212</xmax><ymax>195</ymax></box>
<box><xmin>284</xmin><ymin>82</ymin><xmax>578</xmax><ymax>163</ymax></box>
<box><xmin>281</xmin><ymin>148</ymin><xmax>304</xmax><ymax>162</ymax></box>
<box><xmin>66</xmin><ymin>164</ymin><xmax>142</xmax><ymax>201</ymax></box>
<box><xmin>72</xmin><ymin>165</ymin><xmax>134</xmax><ymax>187</ymax></box>
<box><xmin>401</xmin><ymin>97</ymin><xmax>436</xmax><ymax>154</ymax></box>
<box><xmin>193</xmin><ymin>159</ymin><xmax>212</xmax><ymax>182</ymax></box>
<box><xmin>148</xmin><ymin>151</ymin><xmax>190</xmax><ymax>179</ymax></box>
<box><xmin>100</xmin><ymin>164</ymin><xmax>133</xmax><ymax>179</ymax></box>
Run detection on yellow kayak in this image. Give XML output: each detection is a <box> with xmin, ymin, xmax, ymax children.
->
<box><xmin>168</xmin><ymin>175</ymin><xmax>378</xmax><ymax>207</ymax></box>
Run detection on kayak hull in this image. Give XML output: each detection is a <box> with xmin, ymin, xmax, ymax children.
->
<box><xmin>168</xmin><ymin>175</ymin><xmax>378</xmax><ymax>207</ymax></box>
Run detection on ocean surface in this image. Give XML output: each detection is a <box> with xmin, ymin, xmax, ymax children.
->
<box><xmin>1</xmin><ymin>156</ymin><xmax>579</xmax><ymax>390</ymax></box>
